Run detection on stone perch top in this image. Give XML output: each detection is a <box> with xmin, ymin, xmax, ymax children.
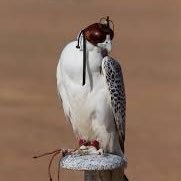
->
<box><xmin>60</xmin><ymin>153</ymin><xmax>127</xmax><ymax>171</ymax></box>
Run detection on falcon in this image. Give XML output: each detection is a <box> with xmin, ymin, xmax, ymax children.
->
<box><xmin>56</xmin><ymin>17</ymin><xmax>128</xmax><ymax>181</ymax></box>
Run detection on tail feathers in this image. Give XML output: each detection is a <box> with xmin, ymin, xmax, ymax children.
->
<box><xmin>123</xmin><ymin>175</ymin><xmax>129</xmax><ymax>181</ymax></box>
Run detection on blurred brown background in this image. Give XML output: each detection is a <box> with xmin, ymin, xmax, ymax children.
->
<box><xmin>0</xmin><ymin>0</ymin><xmax>180</xmax><ymax>180</ymax></box>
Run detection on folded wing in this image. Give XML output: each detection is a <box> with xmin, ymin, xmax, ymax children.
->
<box><xmin>102</xmin><ymin>56</ymin><xmax>126</xmax><ymax>153</ymax></box>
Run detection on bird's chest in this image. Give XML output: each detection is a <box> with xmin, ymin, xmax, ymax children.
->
<box><xmin>60</xmin><ymin>46</ymin><xmax>110</xmax><ymax>139</ymax></box>
<box><xmin>66</xmin><ymin>73</ymin><xmax>106</xmax><ymax>117</ymax></box>
<box><xmin>62</xmin><ymin>50</ymin><xmax>103</xmax><ymax>84</ymax></box>
<box><xmin>66</xmin><ymin>76</ymin><xmax>108</xmax><ymax>139</ymax></box>
<box><xmin>63</xmin><ymin>51</ymin><xmax>105</xmax><ymax>103</ymax></box>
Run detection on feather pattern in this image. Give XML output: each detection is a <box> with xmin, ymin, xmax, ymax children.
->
<box><xmin>102</xmin><ymin>56</ymin><xmax>126</xmax><ymax>153</ymax></box>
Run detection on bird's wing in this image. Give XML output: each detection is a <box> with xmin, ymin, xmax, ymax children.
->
<box><xmin>102</xmin><ymin>56</ymin><xmax>126</xmax><ymax>153</ymax></box>
<box><xmin>57</xmin><ymin>82</ymin><xmax>73</xmax><ymax>125</ymax></box>
<box><xmin>56</xmin><ymin>63</ymin><xmax>72</xmax><ymax>124</ymax></box>
<box><xmin>57</xmin><ymin>86</ymin><xmax>62</xmax><ymax>105</ymax></box>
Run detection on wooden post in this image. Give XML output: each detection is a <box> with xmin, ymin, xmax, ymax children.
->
<box><xmin>60</xmin><ymin>153</ymin><xmax>126</xmax><ymax>181</ymax></box>
<box><xmin>84</xmin><ymin>171</ymin><xmax>98</xmax><ymax>181</ymax></box>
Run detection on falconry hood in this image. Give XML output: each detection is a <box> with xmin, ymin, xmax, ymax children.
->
<box><xmin>76</xmin><ymin>16</ymin><xmax>114</xmax><ymax>86</ymax></box>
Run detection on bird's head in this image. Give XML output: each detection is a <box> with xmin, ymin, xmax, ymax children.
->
<box><xmin>76</xmin><ymin>17</ymin><xmax>114</xmax><ymax>86</ymax></box>
<box><xmin>76</xmin><ymin>16</ymin><xmax>114</xmax><ymax>54</ymax></box>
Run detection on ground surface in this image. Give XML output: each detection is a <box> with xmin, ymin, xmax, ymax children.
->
<box><xmin>0</xmin><ymin>0</ymin><xmax>181</xmax><ymax>181</ymax></box>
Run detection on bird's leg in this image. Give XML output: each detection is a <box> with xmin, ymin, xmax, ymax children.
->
<box><xmin>75</xmin><ymin>139</ymin><xmax>103</xmax><ymax>155</ymax></box>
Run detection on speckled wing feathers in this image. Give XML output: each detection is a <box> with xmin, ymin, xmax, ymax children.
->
<box><xmin>102</xmin><ymin>56</ymin><xmax>126</xmax><ymax>153</ymax></box>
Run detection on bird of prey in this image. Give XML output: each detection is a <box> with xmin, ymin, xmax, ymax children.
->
<box><xmin>56</xmin><ymin>17</ymin><xmax>128</xmax><ymax>181</ymax></box>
